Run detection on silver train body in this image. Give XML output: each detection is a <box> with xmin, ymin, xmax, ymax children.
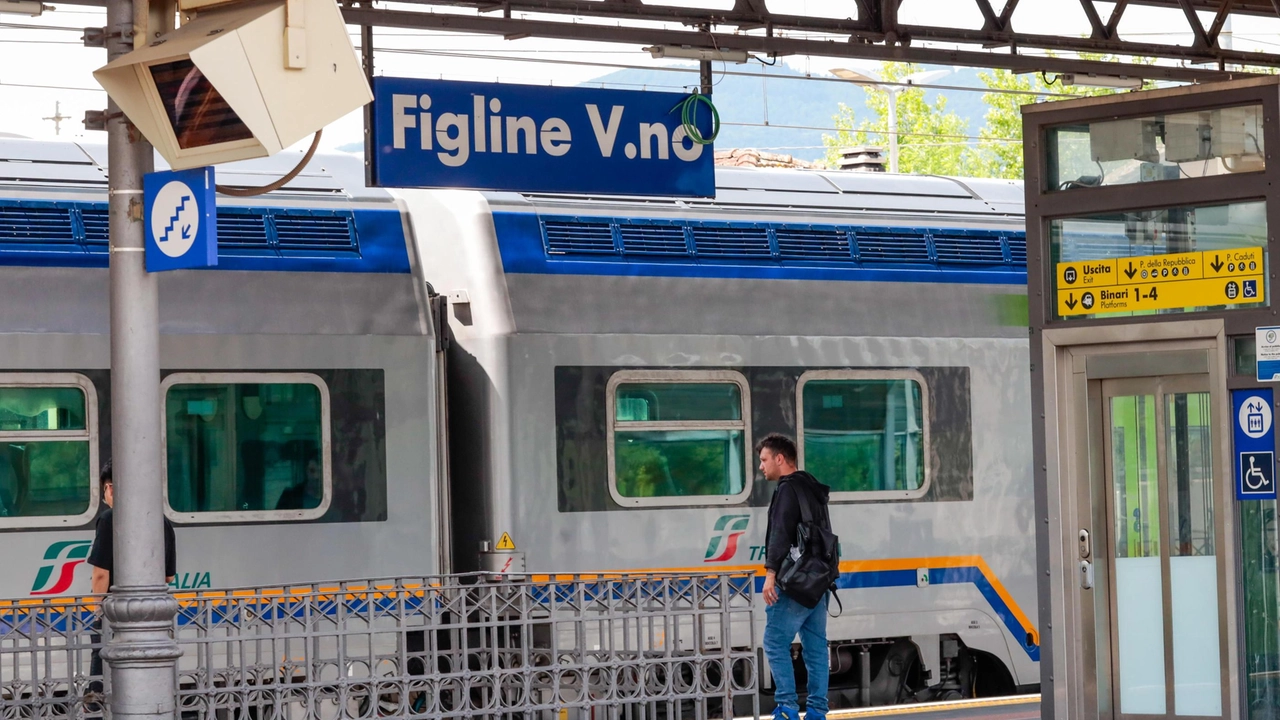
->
<box><xmin>0</xmin><ymin>138</ymin><xmax>1036</xmax><ymax>707</ymax></box>
<box><xmin>409</xmin><ymin>170</ymin><xmax>1038</xmax><ymax>705</ymax></box>
<box><xmin>0</xmin><ymin>139</ymin><xmax>447</xmax><ymax>597</ymax></box>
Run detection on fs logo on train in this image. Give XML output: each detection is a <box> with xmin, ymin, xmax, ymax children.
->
<box><xmin>704</xmin><ymin>515</ymin><xmax>750</xmax><ymax>562</ymax></box>
<box><xmin>29</xmin><ymin>540</ymin><xmax>92</xmax><ymax>596</ymax></box>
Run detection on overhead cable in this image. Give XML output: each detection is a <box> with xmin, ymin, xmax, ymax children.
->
<box><xmin>357</xmin><ymin>46</ymin><xmax>1082</xmax><ymax>98</ymax></box>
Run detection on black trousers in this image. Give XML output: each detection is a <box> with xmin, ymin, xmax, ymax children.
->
<box><xmin>88</xmin><ymin>626</ymin><xmax>103</xmax><ymax>695</ymax></box>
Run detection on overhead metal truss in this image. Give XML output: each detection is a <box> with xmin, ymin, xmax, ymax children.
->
<box><xmin>337</xmin><ymin>0</ymin><xmax>1280</xmax><ymax>82</ymax></box>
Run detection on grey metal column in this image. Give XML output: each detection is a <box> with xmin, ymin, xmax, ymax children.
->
<box><xmin>102</xmin><ymin>0</ymin><xmax>180</xmax><ymax>715</ymax></box>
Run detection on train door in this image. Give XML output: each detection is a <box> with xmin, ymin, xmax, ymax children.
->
<box><xmin>1083</xmin><ymin>371</ymin><xmax>1230</xmax><ymax>720</ymax></box>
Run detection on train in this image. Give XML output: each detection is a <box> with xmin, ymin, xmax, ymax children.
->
<box><xmin>0</xmin><ymin>136</ymin><xmax>1035</xmax><ymax>709</ymax></box>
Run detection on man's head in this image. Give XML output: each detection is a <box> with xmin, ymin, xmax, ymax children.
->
<box><xmin>100</xmin><ymin>459</ymin><xmax>113</xmax><ymax>509</ymax></box>
<box><xmin>755</xmin><ymin>433</ymin><xmax>798</xmax><ymax>482</ymax></box>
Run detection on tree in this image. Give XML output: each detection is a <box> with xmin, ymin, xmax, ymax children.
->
<box><xmin>822</xmin><ymin>62</ymin><xmax>970</xmax><ymax>175</ymax></box>
<box><xmin>969</xmin><ymin>69</ymin><xmax>1045</xmax><ymax>180</ymax></box>
<box><xmin>972</xmin><ymin>62</ymin><xmax>1137</xmax><ymax>179</ymax></box>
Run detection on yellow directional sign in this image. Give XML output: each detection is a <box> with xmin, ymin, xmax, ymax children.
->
<box><xmin>1057</xmin><ymin>259</ymin><xmax>1116</xmax><ymax>289</ymax></box>
<box><xmin>1055</xmin><ymin>246</ymin><xmax>1266</xmax><ymax>317</ymax></box>
<box><xmin>1203</xmin><ymin>247</ymin><xmax>1263</xmax><ymax>279</ymax></box>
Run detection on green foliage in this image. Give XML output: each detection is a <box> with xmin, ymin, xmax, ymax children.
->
<box><xmin>822</xmin><ymin>63</ymin><xmax>970</xmax><ymax>175</ymax></box>
<box><xmin>969</xmin><ymin>69</ymin><xmax>1041</xmax><ymax>180</ymax></box>
<box><xmin>614</xmin><ymin>432</ymin><xmax>742</xmax><ymax>498</ymax></box>
<box><xmin>822</xmin><ymin>60</ymin><xmax>1154</xmax><ymax>178</ymax></box>
<box><xmin>971</xmin><ymin>68</ymin><xmax>1119</xmax><ymax>179</ymax></box>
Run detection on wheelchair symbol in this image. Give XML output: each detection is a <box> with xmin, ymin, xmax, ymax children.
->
<box><xmin>1240</xmin><ymin>451</ymin><xmax>1276</xmax><ymax>496</ymax></box>
<box><xmin>1247</xmin><ymin>456</ymin><xmax>1269</xmax><ymax>490</ymax></box>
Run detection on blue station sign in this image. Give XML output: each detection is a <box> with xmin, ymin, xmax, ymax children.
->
<box><xmin>1233</xmin><ymin>388</ymin><xmax>1277</xmax><ymax>500</ymax></box>
<box><xmin>143</xmin><ymin>166</ymin><xmax>217</xmax><ymax>272</ymax></box>
<box><xmin>369</xmin><ymin>78</ymin><xmax>715</xmax><ymax>197</ymax></box>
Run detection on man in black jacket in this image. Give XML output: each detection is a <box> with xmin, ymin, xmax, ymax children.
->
<box><xmin>86</xmin><ymin>459</ymin><xmax>177</xmax><ymax>702</ymax></box>
<box><xmin>758</xmin><ymin>433</ymin><xmax>831</xmax><ymax>720</ymax></box>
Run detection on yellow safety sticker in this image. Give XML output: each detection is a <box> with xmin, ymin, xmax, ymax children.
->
<box><xmin>1055</xmin><ymin>246</ymin><xmax>1265</xmax><ymax>316</ymax></box>
<box><xmin>495</xmin><ymin>532</ymin><xmax>517</xmax><ymax>551</ymax></box>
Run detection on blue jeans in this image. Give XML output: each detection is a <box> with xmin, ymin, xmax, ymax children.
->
<box><xmin>764</xmin><ymin>592</ymin><xmax>828</xmax><ymax>719</ymax></box>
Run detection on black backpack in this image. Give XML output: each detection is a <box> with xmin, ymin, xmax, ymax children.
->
<box><xmin>776</xmin><ymin>481</ymin><xmax>841</xmax><ymax>610</ymax></box>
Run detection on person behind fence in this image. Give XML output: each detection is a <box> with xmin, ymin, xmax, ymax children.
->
<box><xmin>86</xmin><ymin>459</ymin><xmax>178</xmax><ymax>699</ymax></box>
<box><xmin>758</xmin><ymin>433</ymin><xmax>833</xmax><ymax>720</ymax></box>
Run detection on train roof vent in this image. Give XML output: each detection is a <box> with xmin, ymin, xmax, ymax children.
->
<box><xmin>691</xmin><ymin>225</ymin><xmax>772</xmax><ymax>258</ymax></box>
<box><xmin>619</xmin><ymin>223</ymin><xmax>688</xmax><ymax>256</ymax></box>
<box><xmin>932</xmin><ymin>231</ymin><xmax>1006</xmax><ymax>265</ymax></box>
<box><xmin>775</xmin><ymin>227</ymin><xmax>851</xmax><ymax>261</ymax></box>
<box><xmin>854</xmin><ymin>229</ymin><xmax>931</xmax><ymax>264</ymax></box>
<box><xmin>217</xmin><ymin>210</ymin><xmax>272</xmax><ymax>251</ymax></box>
<box><xmin>543</xmin><ymin>219</ymin><xmax>616</xmax><ymax>254</ymax></box>
<box><xmin>0</xmin><ymin>204</ymin><xmax>76</xmax><ymax>245</ymax></box>
<box><xmin>274</xmin><ymin>213</ymin><xmax>358</xmax><ymax>254</ymax></box>
<box><xmin>1007</xmin><ymin>233</ymin><xmax>1027</xmax><ymax>266</ymax></box>
<box><xmin>81</xmin><ymin>208</ymin><xmax>109</xmax><ymax>247</ymax></box>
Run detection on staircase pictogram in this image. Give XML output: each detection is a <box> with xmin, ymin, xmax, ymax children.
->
<box><xmin>161</xmin><ymin>194</ymin><xmax>193</xmax><ymax>243</ymax></box>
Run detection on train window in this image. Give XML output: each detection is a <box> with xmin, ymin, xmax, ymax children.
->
<box><xmin>0</xmin><ymin>375</ymin><xmax>99</xmax><ymax>528</ymax></box>
<box><xmin>606</xmin><ymin>370</ymin><xmax>752</xmax><ymax>507</ymax></box>
<box><xmin>796</xmin><ymin>370</ymin><xmax>930</xmax><ymax>501</ymax></box>
<box><xmin>161</xmin><ymin>373</ymin><xmax>331</xmax><ymax>523</ymax></box>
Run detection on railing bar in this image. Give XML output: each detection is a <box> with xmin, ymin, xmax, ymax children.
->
<box><xmin>0</xmin><ymin>572</ymin><xmax>755</xmax><ymax>720</ymax></box>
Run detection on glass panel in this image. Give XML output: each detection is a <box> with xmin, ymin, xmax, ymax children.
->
<box><xmin>166</xmin><ymin>382</ymin><xmax>325</xmax><ymax>514</ymax></box>
<box><xmin>1166</xmin><ymin>392</ymin><xmax>1222</xmax><ymax>716</ymax></box>
<box><xmin>614</xmin><ymin>430</ymin><xmax>744</xmax><ymax>498</ymax></box>
<box><xmin>1052</xmin><ymin>199</ymin><xmax>1268</xmax><ymax>320</ymax></box>
<box><xmin>1111</xmin><ymin>394</ymin><xmax>1166</xmax><ymax>714</ymax></box>
<box><xmin>0</xmin><ymin>387</ymin><xmax>86</xmax><ymax>431</ymax></box>
<box><xmin>1237</xmin><ymin>335</ymin><xmax>1259</xmax><ymax>378</ymax></box>
<box><xmin>1048</xmin><ymin>105</ymin><xmax>1264</xmax><ymax>191</ymax></box>
<box><xmin>802</xmin><ymin>379</ymin><xmax>924</xmax><ymax>492</ymax></box>
<box><xmin>615</xmin><ymin>383</ymin><xmax>742</xmax><ymax>422</ymax></box>
<box><xmin>1241</xmin><ymin>501</ymin><xmax>1280</xmax><ymax>718</ymax></box>
<box><xmin>1167</xmin><ymin>393</ymin><xmax>1215</xmax><ymax>558</ymax></box>
<box><xmin>149</xmin><ymin>59</ymin><xmax>255</xmax><ymax>150</ymax></box>
<box><xmin>0</xmin><ymin>440</ymin><xmax>91</xmax><ymax>517</ymax></box>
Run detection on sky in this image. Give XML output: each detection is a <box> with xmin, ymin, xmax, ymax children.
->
<box><xmin>3</xmin><ymin>0</ymin><xmax>1280</xmax><ymax>154</ymax></box>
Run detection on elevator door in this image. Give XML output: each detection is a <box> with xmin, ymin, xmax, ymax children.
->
<box><xmin>1098</xmin><ymin>375</ymin><xmax>1227</xmax><ymax>719</ymax></box>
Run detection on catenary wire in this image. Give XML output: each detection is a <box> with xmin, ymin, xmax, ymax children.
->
<box><xmin>354</xmin><ymin>46</ymin><xmax>1082</xmax><ymax>97</ymax></box>
<box><xmin>0</xmin><ymin>38</ymin><xmax>87</xmax><ymax>44</ymax></box>
<box><xmin>0</xmin><ymin>80</ymin><xmax>102</xmax><ymax>92</ymax></box>
<box><xmin>721</xmin><ymin>121</ymin><xmax>1017</xmax><ymax>142</ymax></box>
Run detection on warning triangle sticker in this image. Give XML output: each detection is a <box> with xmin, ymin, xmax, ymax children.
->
<box><xmin>495</xmin><ymin>532</ymin><xmax>516</xmax><ymax>551</ymax></box>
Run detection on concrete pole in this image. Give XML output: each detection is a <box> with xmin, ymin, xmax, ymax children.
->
<box><xmin>101</xmin><ymin>0</ymin><xmax>181</xmax><ymax>714</ymax></box>
<box><xmin>887</xmin><ymin>89</ymin><xmax>898</xmax><ymax>174</ymax></box>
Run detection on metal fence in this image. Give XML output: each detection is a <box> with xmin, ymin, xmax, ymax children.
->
<box><xmin>1</xmin><ymin>572</ymin><xmax>759</xmax><ymax>720</ymax></box>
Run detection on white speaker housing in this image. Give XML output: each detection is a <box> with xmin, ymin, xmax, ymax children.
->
<box><xmin>94</xmin><ymin>0</ymin><xmax>370</xmax><ymax>169</ymax></box>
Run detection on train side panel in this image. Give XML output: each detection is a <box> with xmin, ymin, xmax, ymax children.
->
<box><xmin>408</xmin><ymin>170</ymin><xmax>1039</xmax><ymax>704</ymax></box>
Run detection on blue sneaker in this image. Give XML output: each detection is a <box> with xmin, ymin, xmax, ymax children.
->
<box><xmin>771</xmin><ymin>707</ymin><xmax>800</xmax><ymax>720</ymax></box>
<box><xmin>804</xmin><ymin>712</ymin><xmax>826</xmax><ymax>720</ymax></box>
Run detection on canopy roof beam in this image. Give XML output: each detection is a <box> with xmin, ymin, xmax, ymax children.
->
<box><xmin>340</xmin><ymin>3</ymin><xmax>1256</xmax><ymax>81</ymax></box>
<box><xmin>339</xmin><ymin>0</ymin><xmax>1280</xmax><ymax>79</ymax></box>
